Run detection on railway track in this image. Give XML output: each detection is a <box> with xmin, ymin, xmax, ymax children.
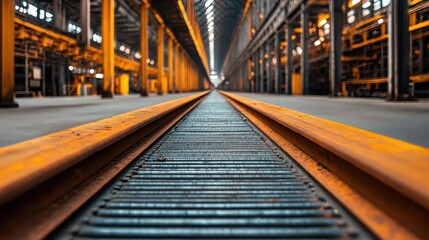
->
<box><xmin>0</xmin><ymin>91</ymin><xmax>428</xmax><ymax>239</ymax></box>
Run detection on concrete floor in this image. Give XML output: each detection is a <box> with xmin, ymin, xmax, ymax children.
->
<box><xmin>0</xmin><ymin>92</ymin><xmax>199</xmax><ymax>147</ymax></box>
<box><xmin>1</xmin><ymin>91</ymin><xmax>427</xmax><ymax>148</ymax></box>
<box><xmin>235</xmin><ymin>92</ymin><xmax>429</xmax><ymax>148</ymax></box>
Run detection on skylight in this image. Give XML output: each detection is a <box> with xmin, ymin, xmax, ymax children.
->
<box><xmin>205</xmin><ymin>0</ymin><xmax>215</xmax><ymax>72</ymax></box>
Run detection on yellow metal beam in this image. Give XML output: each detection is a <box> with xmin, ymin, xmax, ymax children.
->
<box><xmin>177</xmin><ymin>0</ymin><xmax>210</xmax><ymax>76</ymax></box>
<box><xmin>1</xmin><ymin>0</ymin><xmax>18</xmax><ymax>107</ymax></box>
<box><xmin>101</xmin><ymin>0</ymin><xmax>115</xmax><ymax>98</ymax></box>
<box><xmin>168</xmin><ymin>38</ymin><xmax>174</xmax><ymax>93</ymax></box>
<box><xmin>157</xmin><ymin>25</ymin><xmax>165</xmax><ymax>95</ymax></box>
<box><xmin>140</xmin><ymin>3</ymin><xmax>149</xmax><ymax>96</ymax></box>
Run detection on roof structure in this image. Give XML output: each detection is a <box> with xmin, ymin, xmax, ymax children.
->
<box><xmin>195</xmin><ymin>0</ymin><xmax>246</xmax><ymax>74</ymax></box>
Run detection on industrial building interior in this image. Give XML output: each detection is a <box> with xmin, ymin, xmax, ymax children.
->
<box><xmin>0</xmin><ymin>0</ymin><xmax>428</xmax><ymax>239</ymax></box>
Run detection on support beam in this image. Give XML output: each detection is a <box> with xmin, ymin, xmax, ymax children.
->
<box><xmin>0</xmin><ymin>0</ymin><xmax>18</xmax><ymax>107</ymax></box>
<box><xmin>185</xmin><ymin>57</ymin><xmax>189</xmax><ymax>92</ymax></box>
<box><xmin>300</xmin><ymin>6</ymin><xmax>309</xmax><ymax>95</ymax></box>
<box><xmin>157</xmin><ymin>25</ymin><xmax>165</xmax><ymax>95</ymax></box>
<box><xmin>266</xmin><ymin>43</ymin><xmax>272</xmax><ymax>93</ymax></box>
<box><xmin>168</xmin><ymin>38</ymin><xmax>174</xmax><ymax>93</ymax></box>
<box><xmin>253</xmin><ymin>55</ymin><xmax>258</xmax><ymax>93</ymax></box>
<box><xmin>329</xmin><ymin>0</ymin><xmax>343</xmax><ymax>97</ymax></box>
<box><xmin>180</xmin><ymin>50</ymin><xmax>185</xmax><ymax>92</ymax></box>
<box><xmin>174</xmin><ymin>43</ymin><xmax>180</xmax><ymax>93</ymax></box>
<box><xmin>259</xmin><ymin>49</ymin><xmax>264</xmax><ymax>93</ymax></box>
<box><xmin>274</xmin><ymin>32</ymin><xmax>280</xmax><ymax>94</ymax></box>
<box><xmin>80</xmin><ymin>0</ymin><xmax>91</xmax><ymax>47</ymax></box>
<box><xmin>53</xmin><ymin>0</ymin><xmax>66</xmax><ymax>31</ymax></box>
<box><xmin>286</xmin><ymin>24</ymin><xmax>293</xmax><ymax>95</ymax></box>
<box><xmin>387</xmin><ymin>0</ymin><xmax>413</xmax><ymax>100</ymax></box>
<box><xmin>101</xmin><ymin>0</ymin><xmax>114</xmax><ymax>98</ymax></box>
<box><xmin>140</xmin><ymin>3</ymin><xmax>149</xmax><ymax>96</ymax></box>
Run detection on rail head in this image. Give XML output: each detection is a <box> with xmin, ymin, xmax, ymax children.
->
<box><xmin>0</xmin><ymin>91</ymin><xmax>209</xmax><ymax>206</ymax></box>
<box><xmin>220</xmin><ymin>90</ymin><xmax>429</xmax><ymax>239</ymax></box>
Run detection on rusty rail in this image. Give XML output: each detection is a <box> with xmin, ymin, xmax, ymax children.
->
<box><xmin>0</xmin><ymin>91</ymin><xmax>209</xmax><ymax>239</ymax></box>
<box><xmin>220</xmin><ymin>91</ymin><xmax>429</xmax><ymax>240</ymax></box>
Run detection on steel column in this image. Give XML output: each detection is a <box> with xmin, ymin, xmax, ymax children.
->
<box><xmin>387</xmin><ymin>0</ymin><xmax>413</xmax><ymax>100</ymax></box>
<box><xmin>286</xmin><ymin>24</ymin><xmax>293</xmax><ymax>95</ymax></box>
<box><xmin>168</xmin><ymin>38</ymin><xmax>174</xmax><ymax>93</ymax></box>
<box><xmin>0</xmin><ymin>0</ymin><xmax>18</xmax><ymax>107</ymax></box>
<box><xmin>259</xmin><ymin>49</ymin><xmax>264</xmax><ymax>93</ymax></box>
<box><xmin>80</xmin><ymin>0</ymin><xmax>91</xmax><ymax>47</ymax></box>
<box><xmin>266</xmin><ymin>44</ymin><xmax>272</xmax><ymax>93</ymax></box>
<box><xmin>53</xmin><ymin>0</ymin><xmax>66</xmax><ymax>31</ymax></box>
<box><xmin>274</xmin><ymin>32</ymin><xmax>280</xmax><ymax>94</ymax></box>
<box><xmin>180</xmin><ymin>50</ymin><xmax>185</xmax><ymax>92</ymax></box>
<box><xmin>253</xmin><ymin>55</ymin><xmax>258</xmax><ymax>93</ymax></box>
<box><xmin>329</xmin><ymin>0</ymin><xmax>343</xmax><ymax>97</ymax></box>
<box><xmin>140</xmin><ymin>3</ymin><xmax>149</xmax><ymax>96</ymax></box>
<box><xmin>101</xmin><ymin>0</ymin><xmax>114</xmax><ymax>98</ymax></box>
<box><xmin>300</xmin><ymin>6</ymin><xmax>309</xmax><ymax>95</ymax></box>
<box><xmin>157</xmin><ymin>25</ymin><xmax>165</xmax><ymax>95</ymax></box>
<box><xmin>174</xmin><ymin>43</ymin><xmax>180</xmax><ymax>93</ymax></box>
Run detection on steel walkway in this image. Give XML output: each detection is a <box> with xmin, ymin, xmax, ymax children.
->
<box><xmin>52</xmin><ymin>92</ymin><xmax>371</xmax><ymax>239</ymax></box>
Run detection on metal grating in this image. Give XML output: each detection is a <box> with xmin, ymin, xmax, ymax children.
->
<box><xmin>52</xmin><ymin>91</ymin><xmax>371</xmax><ymax>239</ymax></box>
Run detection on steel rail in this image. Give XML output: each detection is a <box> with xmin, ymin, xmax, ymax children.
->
<box><xmin>0</xmin><ymin>91</ymin><xmax>209</xmax><ymax>239</ymax></box>
<box><xmin>220</xmin><ymin>91</ymin><xmax>429</xmax><ymax>240</ymax></box>
<box><xmin>51</xmin><ymin>91</ymin><xmax>372</xmax><ymax>239</ymax></box>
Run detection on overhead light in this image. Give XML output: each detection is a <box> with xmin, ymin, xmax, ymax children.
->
<box><xmin>205</xmin><ymin>0</ymin><xmax>214</xmax><ymax>8</ymax></box>
<box><xmin>297</xmin><ymin>47</ymin><xmax>303</xmax><ymax>55</ymax></box>
<box><xmin>319</xmin><ymin>19</ymin><xmax>327</xmax><ymax>26</ymax></box>
<box><xmin>205</xmin><ymin>5</ymin><xmax>214</xmax><ymax>14</ymax></box>
<box><xmin>68</xmin><ymin>66</ymin><xmax>74</xmax><ymax>71</ymax></box>
<box><xmin>206</xmin><ymin>11</ymin><xmax>214</xmax><ymax>19</ymax></box>
<box><xmin>377</xmin><ymin>18</ymin><xmax>384</xmax><ymax>24</ymax></box>
<box><xmin>362</xmin><ymin>1</ymin><xmax>371</xmax><ymax>8</ymax></box>
<box><xmin>89</xmin><ymin>69</ymin><xmax>95</xmax><ymax>74</ymax></box>
<box><xmin>211</xmin><ymin>71</ymin><xmax>216</xmax><ymax>75</ymax></box>
<box><xmin>272</xmin><ymin>57</ymin><xmax>277</xmax><ymax>65</ymax></box>
<box><xmin>209</xmin><ymin>33</ymin><xmax>214</xmax><ymax>41</ymax></box>
<box><xmin>119</xmin><ymin>45</ymin><xmax>125</xmax><ymax>52</ymax></box>
<box><xmin>351</xmin><ymin>0</ymin><xmax>361</xmax><ymax>6</ymax></box>
<box><xmin>135</xmin><ymin>52</ymin><xmax>142</xmax><ymax>59</ymax></box>
<box><xmin>314</xmin><ymin>40</ymin><xmax>321</xmax><ymax>46</ymax></box>
<box><xmin>95</xmin><ymin>73</ymin><xmax>104</xmax><ymax>79</ymax></box>
<box><xmin>125</xmin><ymin>48</ymin><xmax>130</xmax><ymax>54</ymax></box>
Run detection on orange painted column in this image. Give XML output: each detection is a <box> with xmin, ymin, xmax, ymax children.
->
<box><xmin>157</xmin><ymin>24</ymin><xmax>165</xmax><ymax>95</ymax></box>
<box><xmin>185</xmin><ymin>57</ymin><xmax>189</xmax><ymax>92</ymax></box>
<box><xmin>101</xmin><ymin>0</ymin><xmax>115</xmax><ymax>98</ymax></box>
<box><xmin>181</xmin><ymin>51</ymin><xmax>186</xmax><ymax>92</ymax></box>
<box><xmin>179</xmin><ymin>50</ymin><xmax>184</xmax><ymax>93</ymax></box>
<box><xmin>0</xmin><ymin>0</ymin><xmax>18</xmax><ymax>107</ymax></box>
<box><xmin>140</xmin><ymin>2</ymin><xmax>149</xmax><ymax>96</ymax></box>
<box><xmin>167</xmin><ymin>38</ymin><xmax>174</xmax><ymax>93</ymax></box>
<box><xmin>174</xmin><ymin>43</ymin><xmax>180</xmax><ymax>93</ymax></box>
